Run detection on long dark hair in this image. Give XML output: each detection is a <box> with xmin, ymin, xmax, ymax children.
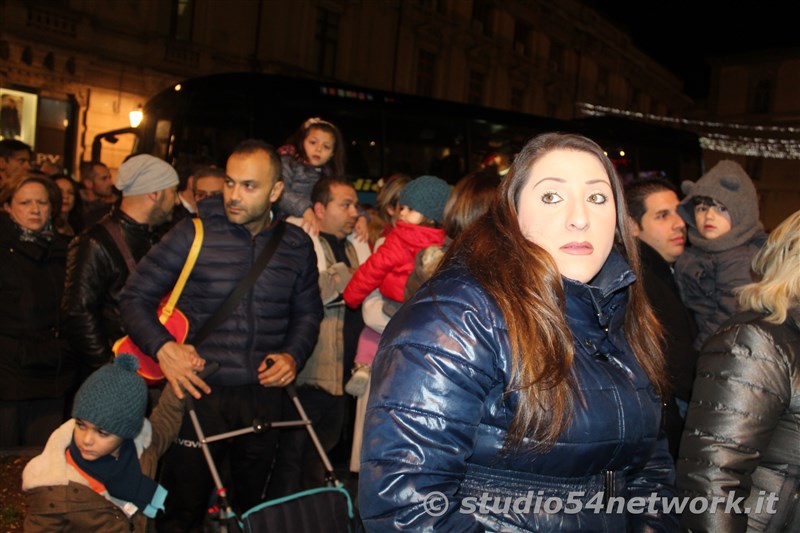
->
<box><xmin>52</xmin><ymin>173</ymin><xmax>85</xmax><ymax>235</ymax></box>
<box><xmin>442</xmin><ymin>132</ymin><xmax>666</xmax><ymax>450</ymax></box>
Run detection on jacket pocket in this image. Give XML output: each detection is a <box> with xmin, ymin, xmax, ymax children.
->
<box><xmin>18</xmin><ymin>338</ymin><xmax>63</xmax><ymax>373</ymax></box>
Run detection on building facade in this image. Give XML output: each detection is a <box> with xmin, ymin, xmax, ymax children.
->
<box><xmin>701</xmin><ymin>49</ymin><xmax>800</xmax><ymax>229</ymax></box>
<box><xmin>1</xmin><ymin>0</ymin><xmax>693</xmax><ymax>178</ymax></box>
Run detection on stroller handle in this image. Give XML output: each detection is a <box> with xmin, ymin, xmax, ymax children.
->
<box><xmin>198</xmin><ymin>361</ymin><xmax>220</xmax><ymax>380</ymax></box>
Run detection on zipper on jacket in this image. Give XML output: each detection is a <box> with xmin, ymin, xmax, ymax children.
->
<box><xmin>603</xmin><ymin>470</ymin><xmax>615</xmax><ymax>504</ymax></box>
<box><xmin>245</xmin><ymin>238</ymin><xmax>257</xmax><ymax>372</ymax></box>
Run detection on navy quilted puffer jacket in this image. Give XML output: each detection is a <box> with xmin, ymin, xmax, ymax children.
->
<box><xmin>359</xmin><ymin>251</ymin><xmax>680</xmax><ymax>532</ymax></box>
<box><xmin>119</xmin><ymin>196</ymin><xmax>322</xmax><ymax>386</ymax></box>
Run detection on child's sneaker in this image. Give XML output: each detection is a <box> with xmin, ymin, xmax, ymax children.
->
<box><xmin>345</xmin><ymin>365</ymin><xmax>371</xmax><ymax>397</ymax></box>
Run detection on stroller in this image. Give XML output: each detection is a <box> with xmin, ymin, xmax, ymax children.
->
<box><xmin>184</xmin><ymin>363</ymin><xmax>360</xmax><ymax>533</ymax></box>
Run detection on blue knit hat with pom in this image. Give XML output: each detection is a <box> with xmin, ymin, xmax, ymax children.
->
<box><xmin>72</xmin><ymin>354</ymin><xmax>148</xmax><ymax>439</ymax></box>
<box><xmin>398</xmin><ymin>175</ymin><xmax>451</xmax><ymax>224</ymax></box>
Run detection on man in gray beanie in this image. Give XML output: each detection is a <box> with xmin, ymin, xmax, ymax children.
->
<box><xmin>62</xmin><ymin>154</ymin><xmax>180</xmax><ymax>379</ymax></box>
<box><xmin>22</xmin><ymin>354</ymin><xmax>185</xmax><ymax>530</ymax></box>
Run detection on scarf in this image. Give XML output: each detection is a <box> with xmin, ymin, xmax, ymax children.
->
<box><xmin>12</xmin><ymin>218</ymin><xmax>55</xmax><ymax>243</ymax></box>
<box><xmin>67</xmin><ymin>437</ymin><xmax>166</xmax><ymax>518</ymax></box>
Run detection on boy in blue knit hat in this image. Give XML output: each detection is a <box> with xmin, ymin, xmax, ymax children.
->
<box><xmin>22</xmin><ymin>354</ymin><xmax>185</xmax><ymax>531</ymax></box>
<box><xmin>342</xmin><ymin>175</ymin><xmax>451</xmax><ymax>395</ymax></box>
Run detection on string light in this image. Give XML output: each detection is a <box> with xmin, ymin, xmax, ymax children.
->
<box><xmin>577</xmin><ymin>102</ymin><xmax>800</xmax><ymax>159</ymax></box>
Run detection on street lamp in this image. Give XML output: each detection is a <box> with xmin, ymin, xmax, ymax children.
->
<box><xmin>129</xmin><ymin>105</ymin><xmax>143</xmax><ymax>128</ymax></box>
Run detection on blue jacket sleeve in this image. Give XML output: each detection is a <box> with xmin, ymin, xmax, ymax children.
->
<box><xmin>625</xmin><ymin>432</ymin><xmax>682</xmax><ymax>532</ymax></box>
<box><xmin>359</xmin><ymin>289</ymin><xmax>498</xmax><ymax>531</ymax></box>
<box><xmin>118</xmin><ymin>218</ymin><xmax>197</xmax><ymax>358</ymax></box>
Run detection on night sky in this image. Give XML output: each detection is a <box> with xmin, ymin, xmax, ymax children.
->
<box><xmin>582</xmin><ymin>2</ymin><xmax>800</xmax><ymax>100</ymax></box>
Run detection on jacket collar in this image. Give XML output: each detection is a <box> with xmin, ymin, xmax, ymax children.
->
<box><xmin>201</xmin><ymin>194</ymin><xmax>282</xmax><ymax>237</ymax></box>
<box><xmin>0</xmin><ymin>212</ymin><xmax>66</xmax><ymax>261</ymax></box>
<box><xmin>638</xmin><ymin>241</ymin><xmax>674</xmax><ymax>277</ymax></box>
<box><xmin>111</xmin><ymin>205</ymin><xmax>153</xmax><ymax>236</ymax></box>
<box><xmin>563</xmin><ymin>249</ymin><xmax>636</xmax><ymax>328</ymax></box>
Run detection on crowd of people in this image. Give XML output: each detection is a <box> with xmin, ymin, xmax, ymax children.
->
<box><xmin>1</xmin><ymin>120</ymin><xmax>797</xmax><ymax>532</ymax></box>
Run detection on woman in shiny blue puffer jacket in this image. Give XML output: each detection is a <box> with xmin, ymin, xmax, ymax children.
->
<box><xmin>359</xmin><ymin>133</ymin><xmax>681</xmax><ymax>532</ymax></box>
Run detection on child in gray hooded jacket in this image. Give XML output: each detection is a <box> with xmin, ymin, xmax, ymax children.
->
<box><xmin>674</xmin><ymin>160</ymin><xmax>767</xmax><ymax>350</ymax></box>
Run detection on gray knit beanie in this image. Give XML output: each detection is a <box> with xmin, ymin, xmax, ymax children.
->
<box><xmin>677</xmin><ymin>160</ymin><xmax>763</xmax><ymax>252</ymax></box>
<box><xmin>398</xmin><ymin>175</ymin><xmax>451</xmax><ymax>224</ymax></box>
<box><xmin>115</xmin><ymin>154</ymin><xmax>179</xmax><ymax>197</ymax></box>
<box><xmin>72</xmin><ymin>354</ymin><xmax>147</xmax><ymax>439</ymax></box>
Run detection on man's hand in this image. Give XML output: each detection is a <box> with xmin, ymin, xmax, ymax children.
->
<box><xmin>258</xmin><ymin>353</ymin><xmax>297</xmax><ymax>387</ymax></box>
<box><xmin>301</xmin><ymin>208</ymin><xmax>320</xmax><ymax>236</ymax></box>
<box><xmin>353</xmin><ymin>215</ymin><xmax>368</xmax><ymax>243</ymax></box>
<box><xmin>157</xmin><ymin>341</ymin><xmax>210</xmax><ymax>400</ymax></box>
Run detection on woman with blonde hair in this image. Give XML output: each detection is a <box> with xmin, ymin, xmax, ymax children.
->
<box><xmin>678</xmin><ymin>209</ymin><xmax>800</xmax><ymax>532</ymax></box>
<box><xmin>359</xmin><ymin>132</ymin><xmax>679</xmax><ymax>531</ymax></box>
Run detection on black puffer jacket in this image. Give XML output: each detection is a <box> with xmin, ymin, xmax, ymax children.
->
<box><xmin>677</xmin><ymin>307</ymin><xmax>800</xmax><ymax>532</ymax></box>
<box><xmin>61</xmin><ymin>207</ymin><xmax>160</xmax><ymax>370</ymax></box>
<box><xmin>0</xmin><ymin>213</ymin><xmax>76</xmax><ymax>401</ymax></box>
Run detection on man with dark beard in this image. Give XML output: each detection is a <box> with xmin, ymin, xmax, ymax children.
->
<box><xmin>62</xmin><ymin>155</ymin><xmax>179</xmax><ymax>377</ymax></box>
<box><xmin>119</xmin><ymin>139</ymin><xmax>322</xmax><ymax>531</ymax></box>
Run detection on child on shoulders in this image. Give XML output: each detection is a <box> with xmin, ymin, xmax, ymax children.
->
<box><xmin>342</xmin><ymin>175</ymin><xmax>451</xmax><ymax>395</ymax></box>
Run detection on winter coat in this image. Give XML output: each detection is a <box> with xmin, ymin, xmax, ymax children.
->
<box><xmin>62</xmin><ymin>206</ymin><xmax>161</xmax><ymax>370</ymax></box>
<box><xmin>22</xmin><ymin>387</ymin><xmax>184</xmax><ymax>533</ymax></box>
<box><xmin>276</xmin><ymin>145</ymin><xmax>331</xmax><ymax>217</ymax></box>
<box><xmin>0</xmin><ymin>213</ymin><xmax>76</xmax><ymax>401</ymax></box>
<box><xmin>638</xmin><ymin>242</ymin><xmax>698</xmax><ymax>459</ymax></box>
<box><xmin>677</xmin><ymin>307</ymin><xmax>800</xmax><ymax>533</ymax></box>
<box><xmin>295</xmin><ymin>229</ymin><xmax>365</xmax><ymax>395</ymax></box>
<box><xmin>119</xmin><ymin>196</ymin><xmax>323</xmax><ymax>386</ymax></box>
<box><xmin>674</xmin><ymin>159</ymin><xmax>768</xmax><ymax>350</ymax></box>
<box><xmin>674</xmin><ymin>234</ymin><xmax>766</xmax><ymax>350</ymax></box>
<box><xmin>359</xmin><ymin>251</ymin><xmax>680</xmax><ymax>532</ymax></box>
<box><xmin>343</xmin><ymin>221</ymin><xmax>445</xmax><ymax>307</ymax></box>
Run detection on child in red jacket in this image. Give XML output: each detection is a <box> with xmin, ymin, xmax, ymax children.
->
<box><xmin>343</xmin><ymin>175</ymin><xmax>451</xmax><ymax>394</ymax></box>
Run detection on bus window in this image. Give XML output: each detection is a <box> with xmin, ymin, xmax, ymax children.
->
<box><xmin>153</xmin><ymin>119</ymin><xmax>171</xmax><ymax>160</ymax></box>
<box><xmin>383</xmin><ymin>111</ymin><xmax>466</xmax><ymax>183</ymax></box>
<box><xmin>93</xmin><ymin>73</ymin><xmax>701</xmax><ymax>204</ymax></box>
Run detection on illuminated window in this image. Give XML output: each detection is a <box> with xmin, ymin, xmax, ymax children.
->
<box><xmin>171</xmin><ymin>0</ymin><xmax>194</xmax><ymax>41</ymax></box>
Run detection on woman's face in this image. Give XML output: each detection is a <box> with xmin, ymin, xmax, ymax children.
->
<box><xmin>517</xmin><ymin>149</ymin><xmax>617</xmax><ymax>283</ymax></box>
<box><xmin>4</xmin><ymin>182</ymin><xmax>51</xmax><ymax>232</ymax></box>
<box><xmin>55</xmin><ymin>178</ymin><xmax>75</xmax><ymax>214</ymax></box>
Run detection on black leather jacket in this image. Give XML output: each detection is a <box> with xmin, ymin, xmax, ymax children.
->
<box><xmin>61</xmin><ymin>207</ymin><xmax>160</xmax><ymax>370</ymax></box>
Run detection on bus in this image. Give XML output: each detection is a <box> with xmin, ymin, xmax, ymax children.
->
<box><xmin>93</xmin><ymin>72</ymin><xmax>703</xmax><ymax>204</ymax></box>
